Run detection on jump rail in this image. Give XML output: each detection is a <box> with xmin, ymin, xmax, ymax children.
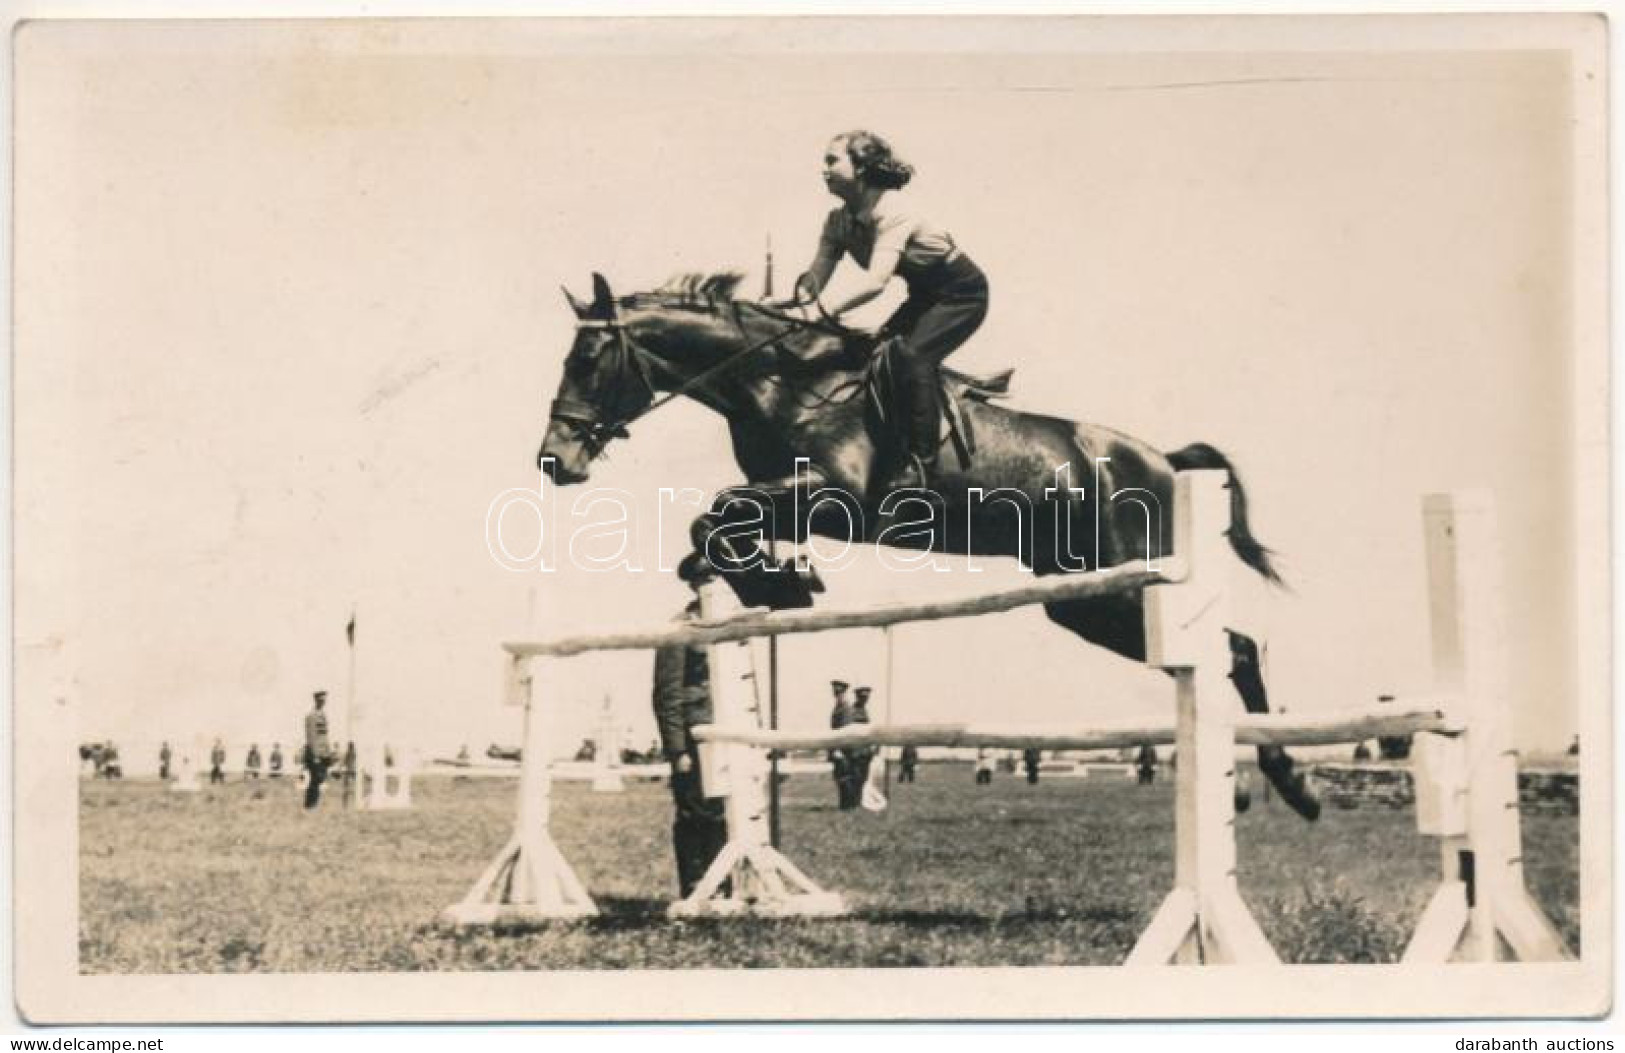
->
<box><xmin>445</xmin><ymin>469</ymin><xmax>1571</xmax><ymax>966</ymax></box>
<box><xmin>693</xmin><ymin>704</ymin><xmax>1461</xmax><ymax>753</ymax></box>
<box><xmin>502</xmin><ymin>563</ymin><xmax>1170</xmax><ymax>659</ymax></box>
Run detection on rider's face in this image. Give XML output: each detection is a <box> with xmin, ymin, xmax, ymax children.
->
<box><xmin>822</xmin><ymin>139</ymin><xmax>859</xmax><ymax>197</ymax></box>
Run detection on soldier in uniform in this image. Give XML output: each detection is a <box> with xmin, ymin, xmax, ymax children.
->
<box><xmin>158</xmin><ymin>741</ymin><xmax>173</xmax><ymax>781</ymax></box>
<box><xmin>342</xmin><ymin>741</ymin><xmax>358</xmax><ymax>794</ymax></box>
<box><xmin>1136</xmin><ymin>742</ymin><xmax>1157</xmax><ymax>785</ymax></box>
<box><xmin>209</xmin><ymin>738</ymin><xmax>227</xmax><ymax>784</ymax></box>
<box><xmin>244</xmin><ymin>743</ymin><xmax>263</xmax><ymax>780</ymax></box>
<box><xmin>898</xmin><ymin>743</ymin><xmax>919</xmax><ymax>783</ymax></box>
<box><xmin>652</xmin><ymin>554</ymin><xmax>729</xmax><ymax>898</ymax></box>
<box><xmin>303</xmin><ymin>690</ymin><xmax>333</xmax><ymax>809</ymax></box>
<box><xmin>268</xmin><ymin>742</ymin><xmax>285</xmax><ymax>778</ymax></box>
<box><xmin>827</xmin><ymin>679</ymin><xmax>856</xmax><ymax>809</ymax></box>
<box><xmin>848</xmin><ymin>687</ymin><xmax>877</xmax><ymax>803</ymax></box>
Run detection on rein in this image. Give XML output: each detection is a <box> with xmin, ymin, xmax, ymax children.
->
<box><xmin>555</xmin><ymin>302</ymin><xmax>853</xmax><ymax>451</ymax></box>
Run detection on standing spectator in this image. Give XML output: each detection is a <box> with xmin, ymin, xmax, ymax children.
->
<box><xmin>1352</xmin><ymin>739</ymin><xmax>1372</xmax><ymax>762</ymax></box>
<box><xmin>848</xmin><ymin>686</ymin><xmax>877</xmax><ymax>801</ymax></box>
<box><xmin>652</xmin><ymin>553</ymin><xmax>729</xmax><ymax>897</ymax></box>
<box><xmin>1136</xmin><ymin>742</ymin><xmax>1157</xmax><ymax>785</ymax></box>
<box><xmin>342</xmin><ymin>741</ymin><xmax>358</xmax><ymax>798</ymax></box>
<box><xmin>268</xmin><ymin>743</ymin><xmax>285</xmax><ymax>778</ymax></box>
<box><xmin>898</xmin><ymin>744</ymin><xmax>919</xmax><ymax>784</ymax></box>
<box><xmin>827</xmin><ymin>679</ymin><xmax>855</xmax><ymax>810</ymax></box>
<box><xmin>303</xmin><ymin>690</ymin><xmax>333</xmax><ymax>809</ymax></box>
<box><xmin>158</xmin><ymin>741</ymin><xmax>173</xmax><ymax>781</ymax></box>
<box><xmin>209</xmin><ymin>738</ymin><xmax>227</xmax><ymax>785</ymax></box>
<box><xmin>974</xmin><ymin>747</ymin><xmax>994</xmax><ymax>785</ymax></box>
<box><xmin>244</xmin><ymin>743</ymin><xmax>263</xmax><ymax>780</ymax></box>
<box><xmin>1022</xmin><ymin>747</ymin><xmax>1042</xmax><ymax>784</ymax></box>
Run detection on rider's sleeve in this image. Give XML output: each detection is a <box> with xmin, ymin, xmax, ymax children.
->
<box><xmin>805</xmin><ymin>209</ymin><xmax>845</xmax><ymax>292</ymax></box>
<box><xmin>865</xmin><ymin>211</ymin><xmax>919</xmax><ymax>283</ymax></box>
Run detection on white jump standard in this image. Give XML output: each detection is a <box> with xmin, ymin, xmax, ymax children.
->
<box><xmin>441</xmin><ymin>660</ymin><xmax>596</xmax><ymax>925</ymax></box>
<box><xmin>669</xmin><ymin>581</ymin><xmax>846</xmax><ymax>918</ymax></box>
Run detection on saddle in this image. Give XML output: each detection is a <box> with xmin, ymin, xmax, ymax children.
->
<box><xmin>865</xmin><ymin>336</ymin><xmax>1014</xmax><ymax>469</ymax></box>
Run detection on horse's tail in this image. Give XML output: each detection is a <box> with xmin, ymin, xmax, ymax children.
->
<box><xmin>1165</xmin><ymin>442</ymin><xmax>1285</xmax><ymax>588</ymax></box>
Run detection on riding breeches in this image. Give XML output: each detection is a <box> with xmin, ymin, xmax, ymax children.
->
<box><xmin>883</xmin><ymin>255</ymin><xmax>989</xmax><ymax>460</ymax></box>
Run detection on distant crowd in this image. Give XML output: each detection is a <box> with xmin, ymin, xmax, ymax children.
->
<box><xmin>78</xmin><ymin>736</ymin><xmax>398</xmax><ymax>785</ymax></box>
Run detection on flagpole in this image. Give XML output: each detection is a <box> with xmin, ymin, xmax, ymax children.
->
<box><xmin>345</xmin><ymin>607</ymin><xmax>358</xmax><ymax>808</ymax></box>
<box><xmin>882</xmin><ymin>626</ymin><xmax>895</xmax><ymax>799</ymax></box>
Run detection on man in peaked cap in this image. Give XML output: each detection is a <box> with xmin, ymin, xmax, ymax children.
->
<box><xmin>302</xmin><ymin>690</ymin><xmax>333</xmax><ymax>810</ymax></box>
<box><xmin>653</xmin><ymin>553</ymin><xmax>729</xmax><ymax>898</ymax></box>
<box><xmin>828</xmin><ymin>680</ymin><xmax>857</xmax><ymax>809</ymax></box>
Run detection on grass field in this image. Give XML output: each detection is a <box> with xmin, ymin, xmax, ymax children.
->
<box><xmin>79</xmin><ymin>764</ymin><xmax>1580</xmax><ymax>972</ymax></box>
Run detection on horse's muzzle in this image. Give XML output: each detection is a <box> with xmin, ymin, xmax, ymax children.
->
<box><xmin>538</xmin><ymin>448</ymin><xmax>589</xmax><ymax>485</ymax></box>
<box><xmin>538</xmin><ymin>422</ymin><xmax>593</xmax><ymax>484</ymax></box>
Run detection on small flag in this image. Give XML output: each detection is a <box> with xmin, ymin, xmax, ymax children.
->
<box><xmin>346</xmin><ymin>611</ymin><xmax>356</xmax><ymax>647</ymax></box>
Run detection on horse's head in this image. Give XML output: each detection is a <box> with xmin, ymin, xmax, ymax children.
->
<box><xmin>538</xmin><ymin>273</ymin><xmax>655</xmax><ymax>484</ymax></box>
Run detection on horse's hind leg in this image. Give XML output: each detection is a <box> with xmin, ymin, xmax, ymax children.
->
<box><xmin>1042</xmin><ymin>600</ymin><xmax>1321</xmax><ymax>822</ymax></box>
<box><xmin>1227</xmin><ymin>631</ymin><xmax>1321</xmax><ymax>821</ymax></box>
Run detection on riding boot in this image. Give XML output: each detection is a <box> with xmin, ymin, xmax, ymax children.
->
<box><xmin>874</xmin><ymin>359</ymin><xmax>943</xmax><ymax>496</ymax></box>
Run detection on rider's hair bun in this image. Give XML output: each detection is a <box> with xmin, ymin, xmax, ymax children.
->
<box><xmin>840</xmin><ymin>130</ymin><xmax>914</xmax><ymax>190</ymax></box>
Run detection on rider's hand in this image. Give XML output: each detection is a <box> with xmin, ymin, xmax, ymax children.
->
<box><xmin>672</xmin><ymin>753</ymin><xmax>694</xmax><ymax>774</ymax></box>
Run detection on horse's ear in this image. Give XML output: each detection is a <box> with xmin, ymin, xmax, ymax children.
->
<box><xmin>561</xmin><ymin>285</ymin><xmax>590</xmax><ymax>319</ymax></box>
<box><xmin>591</xmin><ymin>273</ymin><xmax>615</xmax><ymax>315</ymax></box>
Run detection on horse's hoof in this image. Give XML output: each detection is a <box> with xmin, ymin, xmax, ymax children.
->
<box><xmin>1281</xmin><ymin>777</ymin><xmax>1322</xmax><ymax>822</ymax></box>
<box><xmin>1257</xmin><ymin>749</ymin><xmax>1321</xmax><ymax>822</ymax></box>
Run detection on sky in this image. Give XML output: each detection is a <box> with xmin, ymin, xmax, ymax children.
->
<box><xmin>13</xmin><ymin>17</ymin><xmax>1603</xmax><ymax>766</ymax></box>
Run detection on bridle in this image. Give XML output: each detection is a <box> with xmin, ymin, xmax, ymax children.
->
<box><xmin>548</xmin><ymin>297</ymin><xmax>849</xmax><ymax>458</ymax></box>
<box><xmin>547</xmin><ymin>317</ymin><xmax>650</xmax><ymax>458</ymax></box>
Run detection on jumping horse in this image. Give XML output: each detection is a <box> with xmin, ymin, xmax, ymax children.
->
<box><xmin>537</xmin><ymin>272</ymin><xmax>1319</xmax><ymax>820</ymax></box>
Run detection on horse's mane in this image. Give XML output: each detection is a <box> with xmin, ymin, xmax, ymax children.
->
<box><xmin>643</xmin><ymin>271</ymin><xmax>748</xmax><ymax>309</ymax></box>
<box><xmin>635</xmin><ymin>270</ymin><xmax>856</xmax><ymax>376</ymax></box>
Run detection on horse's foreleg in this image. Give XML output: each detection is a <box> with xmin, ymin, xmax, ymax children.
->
<box><xmin>688</xmin><ymin>475</ymin><xmax>826</xmax><ymax>610</ymax></box>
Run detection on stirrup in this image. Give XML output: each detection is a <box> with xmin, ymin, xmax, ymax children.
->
<box><xmin>875</xmin><ymin>454</ymin><xmax>943</xmax><ymax>504</ymax></box>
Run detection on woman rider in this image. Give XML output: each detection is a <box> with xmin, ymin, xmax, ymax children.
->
<box><xmin>784</xmin><ymin>130</ymin><xmax>990</xmax><ymax>493</ymax></box>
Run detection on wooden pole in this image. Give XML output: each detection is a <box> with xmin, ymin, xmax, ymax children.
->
<box><xmin>768</xmin><ymin>635</ymin><xmax>780</xmax><ymax>850</ymax></box>
<box><xmin>694</xmin><ymin>704</ymin><xmax>1461</xmax><ymax>752</ymax></box>
<box><xmin>506</xmin><ymin>563</ymin><xmax>1166</xmax><ymax>659</ymax></box>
